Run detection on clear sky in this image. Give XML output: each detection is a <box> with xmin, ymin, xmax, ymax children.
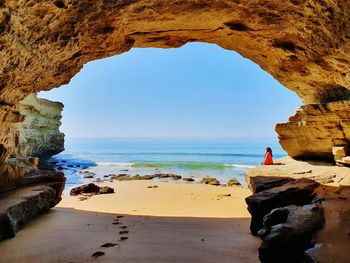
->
<box><xmin>39</xmin><ymin>42</ymin><xmax>301</xmax><ymax>138</ymax></box>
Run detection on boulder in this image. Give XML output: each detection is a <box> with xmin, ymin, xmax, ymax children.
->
<box><xmin>70</xmin><ymin>183</ymin><xmax>100</xmax><ymax>195</ymax></box>
<box><xmin>227</xmin><ymin>178</ymin><xmax>241</xmax><ymax>187</ymax></box>
<box><xmin>258</xmin><ymin>204</ymin><xmax>324</xmax><ymax>263</ymax></box>
<box><xmin>200</xmin><ymin>177</ymin><xmax>220</xmax><ymax>186</ymax></box>
<box><xmin>0</xmin><ymin>185</ymin><xmax>61</xmax><ymax>241</ymax></box>
<box><xmin>245</xmin><ymin>178</ymin><xmax>319</xmax><ymax>235</ymax></box>
<box><xmin>99</xmin><ymin>186</ymin><xmax>114</xmax><ymax>194</ymax></box>
<box><xmin>183</xmin><ymin>177</ymin><xmax>195</xmax><ymax>182</ymax></box>
<box><xmin>70</xmin><ymin>183</ymin><xmax>114</xmax><ymax>196</ymax></box>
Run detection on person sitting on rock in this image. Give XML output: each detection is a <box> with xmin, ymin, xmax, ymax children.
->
<box><xmin>262</xmin><ymin>147</ymin><xmax>273</xmax><ymax>165</ymax></box>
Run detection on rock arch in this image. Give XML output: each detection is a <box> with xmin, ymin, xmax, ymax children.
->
<box><xmin>1</xmin><ymin>0</ymin><xmax>350</xmax><ymax>189</ymax></box>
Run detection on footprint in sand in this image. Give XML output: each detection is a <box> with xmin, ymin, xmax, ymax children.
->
<box><xmin>91</xmin><ymin>251</ymin><xmax>105</xmax><ymax>258</ymax></box>
<box><xmin>100</xmin><ymin>243</ymin><xmax>119</xmax><ymax>248</ymax></box>
<box><xmin>113</xmin><ymin>216</ymin><xmax>130</xmax><ymax>242</ymax></box>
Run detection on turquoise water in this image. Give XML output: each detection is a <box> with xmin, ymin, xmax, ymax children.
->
<box><xmin>51</xmin><ymin>137</ymin><xmax>286</xmax><ymax>187</ymax></box>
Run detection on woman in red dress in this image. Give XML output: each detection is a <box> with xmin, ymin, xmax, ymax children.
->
<box><xmin>262</xmin><ymin>147</ymin><xmax>273</xmax><ymax>165</ymax></box>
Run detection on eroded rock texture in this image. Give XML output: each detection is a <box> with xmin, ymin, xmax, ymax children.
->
<box><xmin>1</xmin><ymin>1</ymin><xmax>350</xmax><ymax>184</ymax></box>
<box><xmin>15</xmin><ymin>94</ymin><xmax>64</xmax><ymax>160</ymax></box>
<box><xmin>0</xmin><ymin>94</ymin><xmax>64</xmax><ymax>192</ymax></box>
<box><xmin>276</xmin><ymin>101</ymin><xmax>350</xmax><ymax>159</ymax></box>
<box><xmin>1</xmin><ymin>0</ymin><xmax>350</xmax><ymax>105</ymax></box>
<box><xmin>246</xmin><ymin>177</ymin><xmax>325</xmax><ymax>263</ymax></box>
<box><xmin>258</xmin><ymin>204</ymin><xmax>324</xmax><ymax>263</ymax></box>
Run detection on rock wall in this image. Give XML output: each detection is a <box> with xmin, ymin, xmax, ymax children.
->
<box><xmin>0</xmin><ymin>94</ymin><xmax>64</xmax><ymax>192</ymax></box>
<box><xmin>15</xmin><ymin>94</ymin><xmax>64</xmax><ymax>160</ymax></box>
<box><xmin>276</xmin><ymin>101</ymin><xmax>350</xmax><ymax>159</ymax></box>
<box><xmin>1</xmin><ymin>1</ymin><xmax>350</xmax><ymax>175</ymax></box>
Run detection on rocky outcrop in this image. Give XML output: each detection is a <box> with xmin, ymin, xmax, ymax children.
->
<box><xmin>258</xmin><ymin>203</ymin><xmax>324</xmax><ymax>263</ymax></box>
<box><xmin>15</xmin><ymin>94</ymin><xmax>64</xmax><ymax>160</ymax></box>
<box><xmin>70</xmin><ymin>183</ymin><xmax>114</xmax><ymax>196</ymax></box>
<box><xmin>0</xmin><ymin>94</ymin><xmax>64</xmax><ymax>193</ymax></box>
<box><xmin>2</xmin><ymin>1</ymin><xmax>350</xmax><ymax>106</ymax></box>
<box><xmin>245</xmin><ymin>157</ymin><xmax>350</xmax><ymax>186</ymax></box>
<box><xmin>0</xmin><ymin>171</ymin><xmax>65</xmax><ymax>241</ymax></box>
<box><xmin>1</xmin><ymin>1</ymin><xmax>350</xmax><ymax>183</ymax></box>
<box><xmin>246</xmin><ymin>178</ymin><xmax>319</xmax><ymax>235</ymax></box>
<box><xmin>246</xmin><ymin>176</ymin><xmax>325</xmax><ymax>262</ymax></box>
<box><xmin>276</xmin><ymin>101</ymin><xmax>350</xmax><ymax>159</ymax></box>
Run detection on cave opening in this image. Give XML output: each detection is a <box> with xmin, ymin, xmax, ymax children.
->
<box><xmin>36</xmin><ymin>42</ymin><xmax>301</xmax><ymax>192</ymax></box>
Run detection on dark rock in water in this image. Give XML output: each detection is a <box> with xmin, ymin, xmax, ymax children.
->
<box><xmin>83</xmin><ymin>175</ymin><xmax>94</xmax><ymax>179</ymax></box>
<box><xmin>0</xmin><ymin>183</ymin><xmax>64</xmax><ymax>241</ymax></box>
<box><xmin>67</xmin><ymin>164</ymin><xmax>74</xmax><ymax>168</ymax></box>
<box><xmin>245</xmin><ymin>178</ymin><xmax>319</xmax><ymax>235</ymax></box>
<box><xmin>155</xmin><ymin>173</ymin><xmax>182</xmax><ymax>180</ymax></box>
<box><xmin>258</xmin><ymin>203</ymin><xmax>324</xmax><ymax>263</ymax></box>
<box><xmin>99</xmin><ymin>186</ymin><xmax>114</xmax><ymax>194</ymax></box>
<box><xmin>227</xmin><ymin>178</ymin><xmax>241</xmax><ymax>186</ymax></box>
<box><xmin>120</xmin><ymin>169</ymin><xmax>129</xmax><ymax>172</ymax></box>
<box><xmin>70</xmin><ymin>183</ymin><xmax>114</xmax><ymax>196</ymax></box>
<box><xmin>141</xmin><ymin>175</ymin><xmax>156</xmax><ymax>180</ymax></box>
<box><xmin>247</xmin><ymin>176</ymin><xmax>294</xmax><ymax>193</ymax></box>
<box><xmin>56</xmin><ymin>165</ymin><xmax>64</xmax><ymax>170</ymax></box>
<box><xmin>183</xmin><ymin>177</ymin><xmax>195</xmax><ymax>182</ymax></box>
<box><xmin>200</xmin><ymin>177</ymin><xmax>220</xmax><ymax>186</ymax></box>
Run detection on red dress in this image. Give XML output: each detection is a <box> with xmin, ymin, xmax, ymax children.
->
<box><xmin>263</xmin><ymin>152</ymin><xmax>273</xmax><ymax>165</ymax></box>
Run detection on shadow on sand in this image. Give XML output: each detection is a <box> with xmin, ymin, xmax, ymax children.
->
<box><xmin>0</xmin><ymin>207</ymin><xmax>260</xmax><ymax>263</ymax></box>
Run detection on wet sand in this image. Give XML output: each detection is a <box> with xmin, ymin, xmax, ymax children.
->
<box><xmin>0</xmin><ymin>181</ymin><xmax>260</xmax><ymax>263</ymax></box>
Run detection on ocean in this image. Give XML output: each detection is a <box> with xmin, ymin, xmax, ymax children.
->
<box><xmin>50</xmin><ymin>137</ymin><xmax>286</xmax><ymax>189</ymax></box>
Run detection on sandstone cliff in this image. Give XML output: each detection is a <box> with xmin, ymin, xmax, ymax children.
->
<box><xmin>0</xmin><ymin>1</ymin><xmax>350</xmax><ymax>182</ymax></box>
<box><xmin>15</xmin><ymin>94</ymin><xmax>64</xmax><ymax>160</ymax></box>
<box><xmin>276</xmin><ymin>101</ymin><xmax>350</xmax><ymax>159</ymax></box>
<box><xmin>0</xmin><ymin>94</ymin><xmax>64</xmax><ymax>192</ymax></box>
<box><xmin>1</xmin><ymin>0</ymin><xmax>350</xmax><ymax>161</ymax></box>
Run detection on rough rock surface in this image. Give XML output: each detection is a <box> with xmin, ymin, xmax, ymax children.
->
<box><xmin>2</xmin><ymin>1</ymin><xmax>350</xmax><ymax>105</ymax></box>
<box><xmin>70</xmin><ymin>183</ymin><xmax>114</xmax><ymax>196</ymax></box>
<box><xmin>1</xmin><ymin>0</ymin><xmax>350</xmax><ymax>164</ymax></box>
<box><xmin>258</xmin><ymin>203</ymin><xmax>324</xmax><ymax>263</ymax></box>
<box><xmin>0</xmin><ymin>182</ymin><xmax>65</xmax><ymax>241</ymax></box>
<box><xmin>245</xmin><ymin>178</ymin><xmax>319</xmax><ymax>235</ymax></box>
<box><xmin>276</xmin><ymin>101</ymin><xmax>350</xmax><ymax>159</ymax></box>
<box><xmin>245</xmin><ymin>157</ymin><xmax>350</xmax><ymax>186</ymax></box>
<box><xmin>245</xmin><ymin>176</ymin><xmax>328</xmax><ymax>262</ymax></box>
<box><xmin>200</xmin><ymin>177</ymin><xmax>221</xmax><ymax>186</ymax></box>
<box><xmin>0</xmin><ymin>94</ymin><xmax>64</xmax><ymax>192</ymax></box>
<box><xmin>15</xmin><ymin>94</ymin><xmax>64</xmax><ymax>160</ymax></box>
<box><xmin>246</xmin><ymin>176</ymin><xmax>293</xmax><ymax>193</ymax></box>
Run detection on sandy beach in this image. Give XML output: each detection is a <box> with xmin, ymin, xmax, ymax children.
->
<box><xmin>0</xmin><ymin>181</ymin><xmax>260</xmax><ymax>263</ymax></box>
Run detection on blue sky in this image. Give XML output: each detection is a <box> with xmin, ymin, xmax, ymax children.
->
<box><xmin>39</xmin><ymin>43</ymin><xmax>301</xmax><ymax>138</ymax></box>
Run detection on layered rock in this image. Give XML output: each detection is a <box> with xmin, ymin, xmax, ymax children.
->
<box><xmin>245</xmin><ymin>157</ymin><xmax>350</xmax><ymax>186</ymax></box>
<box><xmin>258</xmin><ymin>203</ymin><xmax>324</xmax><ymax>263</ymax></box>
<box><xmin>246</xmin><ymin>176</ymin><xmax>325</xmax><ymax>263</ymax></box>
<box><xmin>1</xmin><ymin>1</ymin><xmax>350</xmax><ymax>106</ymax></box>
<box><xmin>0</xmin><ymin>1</ymin><xmax>350</xmax><ymax>179</ymax></box>
<box><xmin>0</xmin><ymin>172</ymin><xmax>65</xmax><ymax>241</ymax></box>
<box><xmin>0</xmin><ymin>94</ymin><xmax>64</xmax><ymax>192</ymax></box>
<box><xmin>276</xmin><ymin>101</ymin><xmax>350</xmax><ymax>159</ymax></box>
<box><xmin>15</xmin><ymin>94</ymin><xmax>64</xmax><ymax>160</ymax></box>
